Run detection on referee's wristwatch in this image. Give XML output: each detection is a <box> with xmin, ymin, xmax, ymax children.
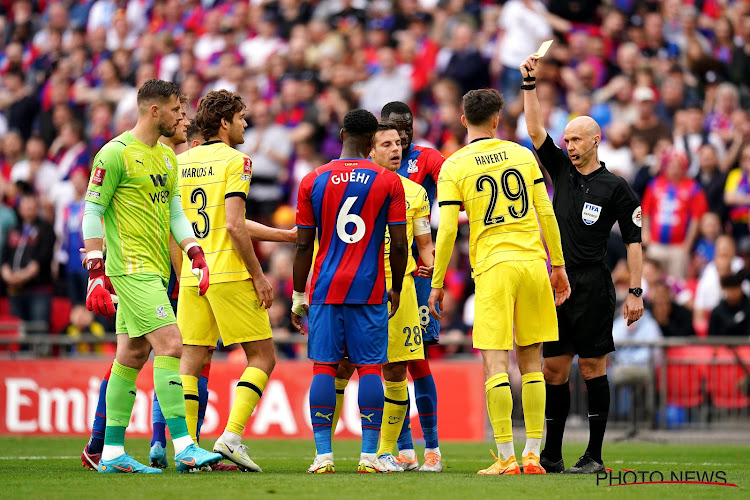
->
<box><xmin>628</xmin><ymin>287</ymin><xmax>643</xmax><ymax>297</ymax></box>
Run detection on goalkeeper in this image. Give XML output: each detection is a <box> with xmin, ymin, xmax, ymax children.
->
<box><xmin>82</xmin><ymin>79</ymin><xmax>222</xmax><ymax>474</ymax></box>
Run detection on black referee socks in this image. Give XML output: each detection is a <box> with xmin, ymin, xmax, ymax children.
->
<box><xmin>542</xmin><ymin>382</ymin><xmax>570</xmax><ymax>462</ymax></box>
<box><xmin>584</xmin><ymin>375</ymin><xmax>610</xmax><ymax>464</ymax></box>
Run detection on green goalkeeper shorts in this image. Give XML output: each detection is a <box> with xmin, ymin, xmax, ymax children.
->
<box><xmin>110</xmin><ymin>273</ymin><xmax>176</xmax><ymax>338</ymax></box>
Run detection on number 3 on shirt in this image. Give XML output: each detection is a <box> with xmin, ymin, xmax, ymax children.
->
<box><xmin>191</xmin><ymin>187</ymin><xmax>210</xmax><ymax>238</ymax></box>
<box><xmin>336</xmin><ymin>196</ymin><xmax>365</xmax><ymax>243</ymax></box>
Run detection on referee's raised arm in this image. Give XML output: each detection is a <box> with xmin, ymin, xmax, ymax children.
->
<box><xmin>520</xmin><ymin>54</ymin><xmax>547</xmax><ymax>150</ymax></box>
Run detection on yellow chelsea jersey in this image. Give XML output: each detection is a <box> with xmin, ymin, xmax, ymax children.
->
<box><xmin>437</xmin><ymin>138</ymin><xmax>548</xmax><ymax>276</ymax></box>
<box><xmin>177</xmin><ymin>141</ymin><xmax>252</xmax><ymax>285</ymax></box>
<box><xmin>384</xmin><ymin>176</ymin><xmax>430</xmax><ymax>278</ymax></box>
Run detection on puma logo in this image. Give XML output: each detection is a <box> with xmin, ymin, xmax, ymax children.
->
<box><xmin>135</xmin><ymin>159</ymin><xmax>144</xmax><ymax>167</ymax></box>
<box><xmin>360</xmin><ymin>413</ymin><xmax>374</xmax><ymax>422</ymax></box>
<box><xmin>128</xmin><ymin>391</ymin><xmax>136</xmax><ymax>396</ymax></box>
<box><xmin>315</xmin><ymin>412</ymin><xmax>333</xmax><ymax>422</ymax></box>
<box><xmin>169</xmin><ymin>380</ymin><xmax>183</xmax><ymax>387</ymax></box>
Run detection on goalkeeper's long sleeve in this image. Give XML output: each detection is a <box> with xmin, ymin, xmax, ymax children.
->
<box><xmin>431</xmin><ymin>204</ymin><xmax>459</xmax><ymax>289</ymax></box>
<box><xmin>82</xmin><ymin>201</ymin><xmax>106</xmax><ymax>240</ymax></box>
<box><xmin>533</xmin><ymin>182</ymin><xmax>565</xmax><ymax>267</ymax></box>
<box><xmin>169</xmin><ymin>194</ymin><xmax>195</xmax><ymax>244</ymax></box>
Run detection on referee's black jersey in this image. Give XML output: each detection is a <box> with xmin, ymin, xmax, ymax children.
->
<box><xmin>535</xmin><ymin>134</ymin><xmax>642</xmax><ymax>268</ymax></box>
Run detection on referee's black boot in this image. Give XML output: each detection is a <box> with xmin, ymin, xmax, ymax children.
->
<box><xmin>562</xmin><ymin>453</ymin><xmax>605</xmax><ymax>474</ymax></box>
<box><xmin>539</xmin><ymin>452</ymin><xmax>564</xmax><ymax>473</ymax></box>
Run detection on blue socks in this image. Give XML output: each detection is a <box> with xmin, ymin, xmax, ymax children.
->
<box><xmin>87</xmin><ymin>369</ymin><xmax>110</xmax><ymax>454</ymax></box>
<box><xmin>196</xmin><ymin>373</ymin><xmax>209</xmax><ymax>442</ymax></box>
<box><xmin>414</xmin><ymin>374</ymin><xmax>439</xmax><ymax>449</ymax></box>
<box><xmin>357</xmin><ymin>366</ymin><xmax>384</xmax><ymax>455</ymax></box>
<box><xmin>151</xmin><ymin>394</ymin><xmax>167</xmax><ymax>447</ymax></box>
<box><xmin>310</xmin><ymin>365</ymin><xmax>337</xmax><ymax>455</ymax></box>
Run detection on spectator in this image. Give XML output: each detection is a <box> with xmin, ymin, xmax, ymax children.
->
<box><xmin>723</xmin><ymin>143</ymin><xmax>750</xmax><ymax>240</ymax></box>
<box><xmin>0</xmin><ymin>131</ymin><xmax>25</xmax><ymax>184</ymax></box>
<box><xmin>0</xmin><ymin>69</ymin><xmax>40</xmax><ymax>141</ymax></box>
<box><xmin>649</xmin><ymin>281</ymin><xmax>695</xmax><ymax>337</ymax></box>
<box><xmin>66</xmin><ymin>304</ymin><xmax>107</xmax><ymax>355</ymax></box>
<box><xmin>439</xmin><ymin>22</ymin><xmax>490</xmax><ymax>96</ymax></box>
<box><xmin>56</xmin><ymin>167</ymin><xmax>89</xmax><ymax>306</ymax></box>
<box><xmin>239</xmin><ymin>12</ymin><xmax>287</xmax><ymax>72</ymax></box>
<box><xmin>1</xmin><ymin>189</ymin><xmax>56</xmax><ymax>332</ymax></box>
<box><xmin>708</xmin><ymin>272</ymin><xmax>750</xmax><ymax>337</ymax></box>
<box><xmin>10</xmin><ymin>136</ymin><xmax>57</xmax><ymax>200</ymax></box>
<box><xmin>673</xmin><ymin>106</ymin><xmax>725</xmax><ymax>177</ymax></box>
<box><xmin>598</xmin><ymin>121</ymin><xmax>635</xmax><ymax>183</ymax></box>
<box><xmin>695</xmin><ymin>144</ymin><xmax>727</xmax><ymax>218</ymax></box>
<box><xmin>692</xmin><ymin>212</ymin><xmax>723</xmax><ymax>277</ymax></box>
<box><xmin>630</xmin><ymin>86</ymin><xmax>672</xmax><ymax>154</ymax></box>
<box><xmin>693</xmin><ymin>234</ymin><xmax>747</xmax><ymax>331</ymax></box>
<box><xmin>359</xmin><ymin>46</ymin><xmax>412</xmax><ymax>116</ymax></box>
<box><xmin>642</xmin><ymin>149</ymin><xmax>709</xmax><ymax>279</ymax></box>
<box><xmin>48</xmin><ymin>120</ymin><xmax>89</xmax><ymax>183</ymax></box>
<box><xmin>704</xmin><ymin>82</ymin><xmax>739</xmax><ymax>146</ymax></box>
<box><xmin>240</xmin><ymin>100</ymin><xmax>293</xmax><ymax>222</ymax></box>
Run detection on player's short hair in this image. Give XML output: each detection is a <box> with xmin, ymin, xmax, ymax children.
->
<box><xmin>136</xmin><ymin>79</ymin><xmax>183</xmax><ymax>107</ymax></box>
<box><xmin>376</xmin><ymin>121</ymin><xmax>398</xmax><ymax>133</ymax></box>
<box><xmin>343</xmin><ymin>109</ymin><xmax>378</xmax><ymax>137</ymax></box>
<box><xmin>381</xmin><ymin>101</ymin><xmax>412</xmax><ymax>120</ymax></box>
<box><xmin>195</xmin><ymin>90</ymin><xmax>246</xmax><ymax>141</ymax></box>
<box><xmin>463</xmin><ymin>89</ymin><xmax>504</xmax><ymax>126</ymax></box>
<box><xmin>186</xmin><ymin>119</ymin><xmax>201</xmax><ymax>142</ymax></box>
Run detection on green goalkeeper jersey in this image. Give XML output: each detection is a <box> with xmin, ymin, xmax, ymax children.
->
<box><xmin>85</xmin><ymin>131</ymin><xmax>179</xmax><ymax>279</ymax></box>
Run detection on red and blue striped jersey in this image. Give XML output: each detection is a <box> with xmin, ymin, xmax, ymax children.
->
<box><xmin>296</xmin><ymin>159</ymin><xmax>407</xmax><ymax>304</ymax></box>
<box><xmin>642</xmin><ymin>176</ymin><xmax>708</xmax><ymax>245</ymax></box>
<box><xmin>397</xmin><ymin>144</ymin><xmax>444</xmax><ymax>208</ymax></box>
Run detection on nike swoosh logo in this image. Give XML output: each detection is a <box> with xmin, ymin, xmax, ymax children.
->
<box><xmin>225</xmin><ymin>445</ymin><xmax>234</xmax><ymax>454</ymax></box>
<box><xmin>410</xmin><ymin>348</ymin><xmax>419</xmax><ymax>353</ymax></box>
<box><xmin>114</xmin><ymin>465</ymin><xmax>133</xmax><ymax>472</ymax></box>
<box><xmin>178</xmin><ymin>458</ymin><xmax>196</xmax><ymax>466</ymax></box>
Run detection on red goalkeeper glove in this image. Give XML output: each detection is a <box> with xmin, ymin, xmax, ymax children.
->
<box><xmin>186</xmin><ymin>243</ymin><xmax>210</xmax><ymax>296</ymax></box>
<box><xmin>86</xmin><ymin>253</ymin><xmax>117</xmax><ymax>316</ymax></box>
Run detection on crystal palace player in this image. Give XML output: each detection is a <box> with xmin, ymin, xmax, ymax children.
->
<box><xmin>379</xmin><ymin>101</ymin><xmax>445</xmax><ymax>470</ymax></box>
<box><xmin>291</xmin><ymin>109</ymin><xmax>408</xmax><ymax>474</ymax></box>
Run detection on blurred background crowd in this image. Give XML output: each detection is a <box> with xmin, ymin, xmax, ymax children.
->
<box><xmin>1</xmin><ymin>0</ymin><xmax>750</xmax><ymax>362</ymax></box>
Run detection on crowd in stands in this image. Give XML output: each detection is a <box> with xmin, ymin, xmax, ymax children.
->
<box><xmin>2</xmin><ymin>0</ymin><xmax>750</xmax><ymax>361</ymax></box>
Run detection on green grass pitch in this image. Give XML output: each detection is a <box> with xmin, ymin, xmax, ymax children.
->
<box><xmin>0</xmin><ymin>438</ymin><xmax>747</xmax><ymax>499</ymax></box>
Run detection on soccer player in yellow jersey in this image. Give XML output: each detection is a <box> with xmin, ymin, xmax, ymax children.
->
<box><xmin>428</xmin><ymin>89</ymin><xmax>571</xmax><ymax>475</ymax></box>
<box><xmin>329</xmin><ymin>122</ymin><xmax>436</xmax><ymax>472</ymax></box>
<box><xmin>176</xmin><ymin>90</ymin><xmax>275</xmax><ymax>472</ymax></box>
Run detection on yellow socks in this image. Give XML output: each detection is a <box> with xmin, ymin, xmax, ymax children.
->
<box><xmin>521</xmin><ymin>372</ymin><xmax>545</xmax><ymax>457</ymax></box>
<box><xmin>180</xmin><ymin>374</ymin><xmax>199</xmax><ymax>443</ymax></box>
<box><xmin>485</xmin><ymin>372</ymin><xmax>514</xmax><ymax>459</ymax></box>
<box><xmin>331</xmin><ymin>377</ymin><xmax>349</xmax><ymax>434</ymax></box>
<box><xmin>377</xmin><ymin>379</ymin><xmax>408</xmax><ymax>456</ymax></box>
<box><xmin>225</xmin><ymin>367</ymin><xmax>268</xmax><ymax>436</ymax></box>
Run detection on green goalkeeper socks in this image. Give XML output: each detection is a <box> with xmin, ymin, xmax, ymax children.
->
<box><xmin>104</xmin><ymin>361</ymin><xmax>139</xmax><ymax>447</ymax></box>
<box><xmin>153</xmin><ymin>356</ymin><xmax>190</xmax><ymax>440</ymax></box>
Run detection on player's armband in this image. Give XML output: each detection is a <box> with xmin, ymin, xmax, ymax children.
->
<box><xmin>413</xmin><ymin>217</ymin><xmax>431</xmax><ymax>236</ymax></box>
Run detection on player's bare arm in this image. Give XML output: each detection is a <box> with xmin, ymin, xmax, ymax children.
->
<box><xmin>415</xmin><ymin>219</ymin><xmax>435</xmax><ymax>278</ymax></box>
<box><xmin>245</xmin><ymin>219</ymin><xmax>297</xmax><ymax>243</ymax></box>
<box><xmin>520</xmin><ymin>54</ymin><xmax>548</xmax><ymax>150</ymax></box>
<box><xmin>388</xmin><ymin>222</ymin><xmax>408</xmax><ymax>319</ymax></box>
<box><xmin>225</xmin><ymin>196</ymin><xmax>273</xmax><ymax>308</ymax></box>
<box><xmin>291</xmin><ymin>226</ymin><xmax>315</xmax><ymax>334</ymax></box>
<box><xmin>623</xmin><ymin>242</ymin><xmax>644</xmax><ymax>326</ymax></box>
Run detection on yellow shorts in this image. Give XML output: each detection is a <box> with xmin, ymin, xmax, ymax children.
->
<box><xmin>473</xmin><ymin>259</ymin><xmax>558</xmax><ymax>351</ymax></box>
<box><xmin>386</xmin><ymin>274</ymin><xmax>425</xmax><ymax>363</ymax></box>
<box><xmin>178</xmin><ymin>279</ymin><xmax>273</xmax><ymax>347</ymax></box>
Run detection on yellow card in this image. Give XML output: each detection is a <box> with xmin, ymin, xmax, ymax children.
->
<box><xmin>536</xmin><ymin>40</ymin><xmax>553</xmax><ymax>58</ymax></box>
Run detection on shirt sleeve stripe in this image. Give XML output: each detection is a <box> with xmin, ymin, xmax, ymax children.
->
<box><xmin>534</xmin><ymin>178</ymin><xmax>545</xmax><ymax>184</ymax></box>
<box><xmin>225</xmin><ymin>192</ymin><xmax>247</xmax><ymax>200</ymax></box>
<box><xmin>439</xmin><ymin>201</ymin><xmax>462</xmax><ymax>207</ymax></box>
<box><xmin>388</xmin><ymin>221</ymin><xmax>407</xmax><ymax>225</ymax></box>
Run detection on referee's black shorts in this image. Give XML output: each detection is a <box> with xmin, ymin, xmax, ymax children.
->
<box><xmin>543</xmin><ymin>263</ymin><xmax>616</xmax><ymax>359</ymax></box>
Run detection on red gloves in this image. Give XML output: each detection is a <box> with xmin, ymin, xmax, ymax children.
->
<box><xmin>86</xmin><ymin>257</ymin><xmax>117</xmax><ymax>316</ymax></box>
<box><xmin>187</xmin><ymin>244</ymin><xmax>210</xmax><ymax>295</ymax></box>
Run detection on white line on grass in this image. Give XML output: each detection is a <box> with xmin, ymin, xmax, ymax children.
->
<box><xmin>0</xmin><ymin>455</ymin><xmax>78</xmax><ymax>460</ymax></box>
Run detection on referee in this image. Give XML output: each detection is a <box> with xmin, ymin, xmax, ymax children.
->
<box><xmin>520</xmin><ymin>54</ymin><xmax>644</xmax><ymax>474</ymax></box>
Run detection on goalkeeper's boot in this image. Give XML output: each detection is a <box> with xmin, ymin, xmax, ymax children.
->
<box><xmin>477</xmin><ymin>451</ymin><xmax>521</xmax><ymax>475</ymax></box>
<box><xmin>148</xmin><ymin>442</ymin><xmax>168</xmax><ymax>469</ymax></box>
<box><xmin>539</xmin><ymin>452</ymin><xmax>564</xmax><ymax>473</ymax></box>
<box><xmin>522</xmin><ymin>453</ymin><xmax>546</xmax><ymax>475</ymax></box>
<box><xmin>358</xmin><ymin>455</ymin><xmax>390</xmax><ymax>473</ymax></box>
<box><xmin>307</xmin><ymin>455</ymin><xmax>335</xmax><ymax>474</ymax></box>
<box><xmin>213</xmin><ymin>438</ymin><xmax>262</xmax><ymax>472</ymax></box>
<box><xmin>377</xmin><ymin>453</ymin><xmax>404</xmax><ymax>472</ymax></box>
<box><xmin>81</xmin><ymin>444</ymin><xmax>101</xmax><ymax>471</ymax></box>
<box><xmin>419</xmin><ymin>452</ymin><xmax>443</xmax><ymax>472</ymax></box>
<box><xmin>99</xmin><ymin>453</ymin><xmax>162</xmax><ymax>474</ymax></box>
<box><xmin>175</xmin><ymin>443</ymin><xmax>222</xmax><ymax>474</ymax></box>
<box><xmin>396</xmin><ymin>449</ymin><xmax>419</xmax><ymax>471</ymax></box>
<box><xmin>562</xmin><ymin>453</ymin><xmax>605</xmax><ymax>474</ymax></box>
